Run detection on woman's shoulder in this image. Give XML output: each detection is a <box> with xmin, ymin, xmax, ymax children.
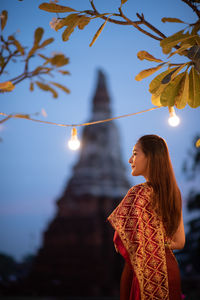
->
<box><xmin>123</xmin><ymin>182</ymin><xmax>153</xmax><ymax>206</ymax></box>
<box><xmin>108</xmin><ymin>183</ymin><xmax>152</xmax><ymax>220</ymax></box>
<box><xmin>129</xmin><ymin>182</ymin><xmax>152</xmax><ymax>195</ymax></box>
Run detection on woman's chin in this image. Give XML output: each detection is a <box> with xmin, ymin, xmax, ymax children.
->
<box><xmin>131</xmin><ymin>170</ymin><xmax>136</xmax><ymax>176</ymax></box>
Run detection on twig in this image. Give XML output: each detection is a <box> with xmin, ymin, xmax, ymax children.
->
<box><xmin>88</xmin><ymin>2</ymin><xmax>163</xmax><ymax>41</ymax></box>
<box><xmin>119</xmin><ymin>7</ymin><xmax>163</xmax><ymax>41</ymax></box>
<box><xmin>9</xmin><ymin>70</ymin><xmax>53</xmax><ymax>85</ymax></box>
<box><xmin>181</xmin><ymin>0</ymin><xmax>200</xmax><ymax>18</ymax></box>
<box><xmin>0</xmin><ymin>50</ymin><xmax>19</xmax><ymax>75</ymax></box>
<box><xmin>136</xmin><ymin>13</ymin><xmax>166</xmax><ymax>39</ymax></box>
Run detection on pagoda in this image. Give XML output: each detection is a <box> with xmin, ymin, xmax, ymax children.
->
<box><xmin>28</xmin><ymin>70</ymin><xmax>131</xmax><ymax>296</ymax></box>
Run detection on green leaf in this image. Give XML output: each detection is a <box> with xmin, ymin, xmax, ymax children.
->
<box><xmin>135</xmin><ymin>64</ymin><xmax>164</xmax><ymax>81</ymax></box>
<box><xmin>27</xmin><ymin>46</ymin><xmax>37</xmax><ymax>58</ymax></box>
<box><xmin>55</xmin><ymin>14</ymin><xmax>79</xmax><ymax>31</ymax></box>
<box><xmin>161</xmin><ymin>63</ymin><xmax>188</xmax><ymax>84</ymax></box>
<box><xmin>30</xmin><ymin>82</ymin><xmax>34</xmax><ymax>91</ymax></box>
<box><xmin>0</xmin><ymin>81</ymin><xmax>15</xmax><ymax>92</ymax></box>
<box><xmin>175</xmin><ymin>71</ymin><xmax>189</xmax><ymax>109</ymax></box>
<box><xmin>179</xmin><ymin>35</ymin><xmax>200</xmax><ymax>49</ymax></box>
<box><xmin>149</xmin><ymin>67</ymin><xmax>178</xmax><ymax>94</ymax></box>
<box><xmin>188</xmin><ymin>45</ymin><xmax>200</xmax><ymax>63</ymax></box>
<box><xmin>8</xmin><ymin>36</ymin><xmax>24</xmax><ymax>55</ymax></box>
<box><xmin>196</xmin><ymin>138</ymin><xmax>200</xmax><ymax>148</ymax></box>
<box><xmin>188</xmin><ymin>67</ymin><xmax>200</xmax><ymax>108</ymax></box>
<box><xmin>62</xmin><ymin>16</ymin><xmax>80</xmax><ymax>41</ymax></box>
<box><xmin>121</xmin><ymin>0</ymin><xmax>129</xmax><ymax>5</ymax></box>
<box><xmin>50</xmin><ymin>82</ymin><xmax>70</xmax><ymax>94</ymax></box>
<box><xmin>27</xmin><ymin>28</ymin><xmax>44</xmax><ymax>58</ymax></box>
<box><xmin>39</xmin><ymin>3</ymin><xmax>77</xmax><ymax>13</ymax></box>
<box><xmin>39</xmin><ymin>38</ymin><xmax>54</xmax><ymax>48</ymax></box>
<box><xmin>34</xmin><ymin>27</ymin><xmax>44</xmax><ymax>45</ymax></box>
<box><xmin>1</xmin><ymin>10</ymin><xmax>8</xmax><ymax>31</ymax></box>
<box><xmin>195</xmin><ymin>36</ymin><xmax>200</xmax><ymax>46</ymax></box>
<box><xmin>151</xmin><ymin>93</ymin><xmax>163</xmax><ymax>106</ymax></box>
<box><xmin>137</xmin><ymin>51</ymin><xmax>163</xmax><ymax>63</ymax></box>
<box><xmin>57</xmin><ymin>70</ymin><xmax>70</xmax><ymax>75</ymax></box>
<box><xmin>160</xmin><ymin>30</ymin><xmax>190</xmax><ymax>54</ymax></box>
<box><xmin>78</xmin><ymin>16</ymin><xmax>91</xmax><ymax>30</ymax></box>
<box><xmin>50</xmin><ymin>54</ymin><xmax>69</xmax><ymax>67</ymax></box>
<box><xmin>160</xmin><ymin>72</ymin><xmax>185</xmax><ymax>106</ymax></box>
<box><xmin>36</xmin><ymin>81</ymin><xmax>58</xmax><ymax>98</ymax></box>
<box><xmin>168</xmin><ymin>43</ymin><xmax>191</xmax><ymax>58</ymax></box>
<box><xmin>162</xmin><ymin>17</ymin><xmax>185</xmax><ymax>24</ymax></box>
<box><xmin>89</xmin><ymin>15</ymin><xmax>111</xmax><ymax>47</ymax></box>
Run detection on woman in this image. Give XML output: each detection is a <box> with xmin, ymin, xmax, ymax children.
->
<box><xmin>108</xmin><ymin>135</ymin><xmax>185</xmax><ymax>300</ymax></box>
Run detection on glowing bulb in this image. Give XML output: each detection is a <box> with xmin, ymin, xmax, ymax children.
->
<box><xmin>168</xmin><ymin>107</ymin><xmax>180</xmax><ymax>127</ymax></box>
<box><xmin>68</xmin><ymin>127</ymin><xmax>80</xmax><ymax>150</ymax></box>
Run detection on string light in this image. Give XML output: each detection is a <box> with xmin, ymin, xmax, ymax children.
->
<box><xmin>168</xmin><ymin>106</ymin><xmax>180</xmax><ymax>127</ymax></box>
<box><xmin>1</xmin><ymin>106</ymin><xmax>181</xmax><ymax>151</ymax></box>
<box><xmin>68</xmin><ymin>127</ymin><xmax>81</xmax><ymax>150</ymax></box>
<box><xmin>0</xmin><ymin>107</ymin><xmax>160</xmax><ymax>128</ymax></box>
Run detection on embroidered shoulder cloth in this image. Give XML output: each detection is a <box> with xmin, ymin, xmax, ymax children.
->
<box><xmin>108</xmin><ymin>183</ymin><xmax>170</xmax><ymax>300</ymax></box>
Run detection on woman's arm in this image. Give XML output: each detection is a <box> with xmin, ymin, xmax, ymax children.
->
<box><xmin>170</xmin><ymin>211</ymin><xmax>185</xmax><ymax>250</ymax></box>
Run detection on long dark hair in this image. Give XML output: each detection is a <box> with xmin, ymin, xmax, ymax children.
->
<box><xmin>138</xmin><ymin>134</ymin><xmax>181</xmax><ymax>237</ymax></box>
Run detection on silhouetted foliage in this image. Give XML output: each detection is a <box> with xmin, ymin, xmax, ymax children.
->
<box><xmin>0</xmin><ymin>10</ymin><xmax>70</xmax><ymax>97</ymax></box>
<box><xmin>176</xmin><ymin>134</ymin><xmax>200</xmax><ymax>299</ymax></box>
<box><xmin>0</xmin><ymin>253</ymin><xmax>18</xmax><ymax>281</ymax></box>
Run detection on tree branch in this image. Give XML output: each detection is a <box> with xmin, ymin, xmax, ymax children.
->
<box><xmin>0</xmin><ymin>50</ymin><xmax>19</xmax><ymax>75</ymax></box>
<box><xmin>118</xmin><ymin>7</ymin><xmax>163</xmax><ymax>41</ymax></box>
<box><xmin>12</xmin><ymin>74</ymin><xmax>28</xmax><ymax>85</ymax></box>
<box><xmin>87</xmin><ymin>2</ymin><xmax>164</xmax><ymax>41</ymax></box>
<box><xmin>88</xmin><ymin>0</ymin><xmax>141</xmax><ymax>25</ymax></box>
<box><xmin>136</xmin><ymin>13</ymin><xmax>167</xmax><ymax>39</ymax></box>
<box><xmin>10</xmin><ymin>70</ymin><xmax>53</xmax><ymax>86</ymax></box>
<box><xmin>181</xmin><ymin>0</ymin><xmax>200</xmax><ymax>18</ymax></box>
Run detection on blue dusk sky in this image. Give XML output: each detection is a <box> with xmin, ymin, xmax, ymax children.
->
<box><xmin>0</xmin><ymin>0</ymin><xmax>199</xmax><ymax>261</ymax></box>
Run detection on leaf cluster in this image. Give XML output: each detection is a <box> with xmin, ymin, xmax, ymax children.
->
<box><xmin>0</xmin><ymin>10</ymin><xmax>70</xmax><ymax>98</ymax></box>
<box><xmin>185</xmin><ymin>134</ymin><xmax>200</xmax><ymax>171</ymax></box>
<box><xmin>135</xmin><ymin>18</ymin><xmax>200</xmax><ymax>109</ymax></box>
<box><xmin>39</xmin><ymin>1</ymin><xmax>200</xmax><ymax>109</ymax></box>
<box><xmin>39</xmin><ymin>2</ymin><xmax>114</xmax><ymax>46</ymax></box>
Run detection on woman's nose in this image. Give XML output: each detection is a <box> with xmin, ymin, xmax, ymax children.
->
<box><xmin>129</xmin><ymin>156</ymin><xmax>132</xmax><ymax>163</ymax></box>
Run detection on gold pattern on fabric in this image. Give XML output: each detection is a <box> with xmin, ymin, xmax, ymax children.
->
<box><xmin>108</xmin><ymin>183</ymin><xmax>170</xmax><ymax>300</ymax></box>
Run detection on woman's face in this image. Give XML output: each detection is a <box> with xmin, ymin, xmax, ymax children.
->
<box><xmin>129</xmin><ymin>142</ymin><xmax>149</xmax><ymax>179</ymax></box>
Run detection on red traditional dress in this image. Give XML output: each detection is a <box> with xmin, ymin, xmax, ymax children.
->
<box><xmin>108</xmin><ymin>183</ymin><xmax>182</xmax><ymax>300</ymax></box>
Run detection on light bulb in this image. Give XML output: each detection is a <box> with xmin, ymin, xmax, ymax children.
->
<box><xmin>168</xmin><ymin>107</ymin><xmax>180</xmax><ymax>127</ymax></box>
<box><xmin>68</xmin><ymin>127</ymin><xmax>80</xmax><ymax>150</ymax></box>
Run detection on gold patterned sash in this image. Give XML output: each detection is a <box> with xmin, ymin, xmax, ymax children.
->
<box><xmin>108</xmin><ymin>183</ymin><xmax>169</xmax><ymax>300</ymax></box>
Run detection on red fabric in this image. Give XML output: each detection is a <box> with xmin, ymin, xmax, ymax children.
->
<box><xmin>114</xmin><ymin>231</ymin><xmax>182</xmax><ymax>300</ymax></box>
<box><xmin>165</xmin><ymin>248</ymin><xmax>182</xmax><ymax>300</ymax></box>
<box><xmin>114</xmin><ymin>232</ymin><xmax>141</xmax><ymax>300</ymax></box>
<box><xmin>109</xmin><ymin>184</ymin><xmax>182</xmax><ymax>300</ymax></box>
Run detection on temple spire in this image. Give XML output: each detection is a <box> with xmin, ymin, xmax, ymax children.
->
<box><xmin>66</xmin><ymin>69</ymin><xmax>130</xmax><ymax>198</ymax></box>
<box><xmin>91</xmin><ymin>69</ymin><xmax>111</xmax><ymax>120</ymax></box>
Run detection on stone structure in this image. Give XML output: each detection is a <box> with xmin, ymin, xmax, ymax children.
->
<box><xmin>28</xmin><ymin>70</ymin><xmax>131</xmax><ymax>296</ymax></box>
